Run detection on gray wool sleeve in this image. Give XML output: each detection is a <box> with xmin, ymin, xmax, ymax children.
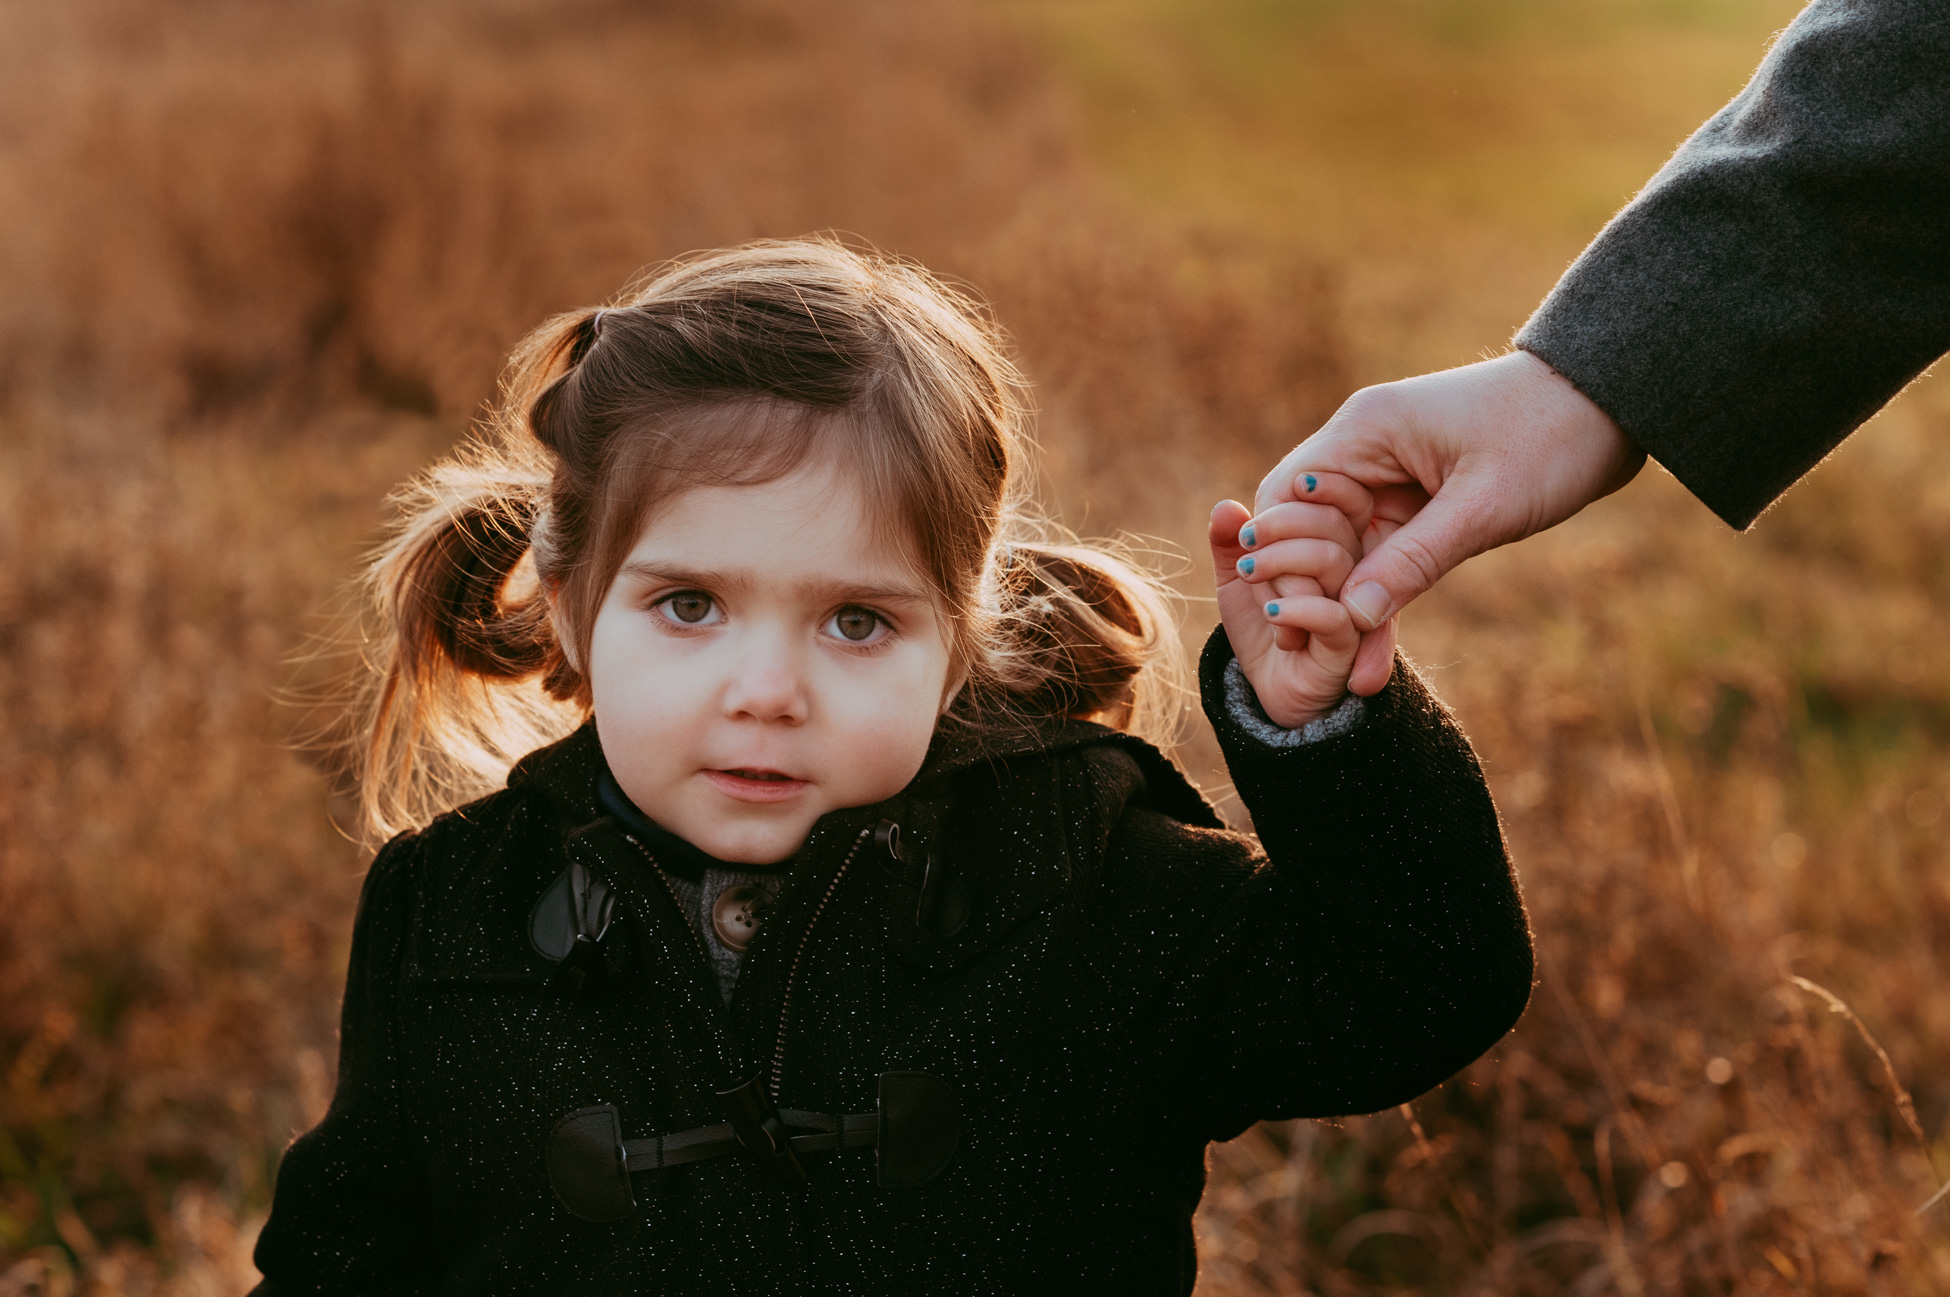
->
<box><xmin>1515</xmin><ymin>0</ymin><xmax>1950</xmax><ymax>530</ymax></box>
<box><xmin>1222</xmin><ymin>658</ymin><xmax>1366</xmax><ymax>747</ymax></box>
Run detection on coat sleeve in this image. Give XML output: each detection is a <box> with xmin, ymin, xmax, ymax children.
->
<box><xmin>1514</xmin><ymin>0</ymin><xmax>1950</xmax><ymax>529</ymax></box>
<box><xmin>251</xmin><ymin>832</ymin><xmax>439</xmax><ymax>1297</ymax></box>
<box><xmin>1157</xmin><ymin>629</ymin><xmax>1532</xmax><ymax>1139</ymax></box>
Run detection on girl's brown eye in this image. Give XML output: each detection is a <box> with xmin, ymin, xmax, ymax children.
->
<box><xmin>834</xmin><ymin>608</ymin><xmax>880</xmax><ymax>642</ymax></box>
<box><xmin>664</xmin><ymin>592</ymin><xmax>715</xmax><ymax>624</ymax></box>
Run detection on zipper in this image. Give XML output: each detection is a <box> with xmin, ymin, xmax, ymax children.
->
<box><xmin>770</xmin><ymin>826</ymin><xmax>871</xmax><ymax>1099</ymax></box>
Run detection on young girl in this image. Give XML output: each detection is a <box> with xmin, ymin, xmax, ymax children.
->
<box><xmin>251</xmin><ymin>239</ymin><xmax>1530</xmax><ymax>1295</ymax></box>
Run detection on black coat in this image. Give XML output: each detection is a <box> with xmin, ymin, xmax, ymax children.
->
<box><xmin>251</xmin><ymin>634</ymin><xmax>1533</xmax><ymax>1295</ymax></box>
<box><xmin>1517</xmin><ymin>0</ymin><xmax>1950</xmax><ymax>527</ymax></box>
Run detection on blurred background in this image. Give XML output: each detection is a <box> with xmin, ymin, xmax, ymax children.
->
<box><xmin>4</xmin><ymin>0</ymin><xmax>1949</xmax><ymax>1292</ymax></box>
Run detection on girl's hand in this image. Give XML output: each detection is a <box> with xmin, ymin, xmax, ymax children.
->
<box><xmin>1210</xmin><ymin>472</ymin><xmax>1376</xmax><ymax>729</ymax></box>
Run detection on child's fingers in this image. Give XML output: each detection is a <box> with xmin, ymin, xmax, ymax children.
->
<box><xmin>1267</xmin><ymin>571</ymin><xmax>1324</xmax><ymax>650</ymax></box>
<box><xmin>1300</xmin><ymin>598</ymin><xmax>1361</xmax><ymax>661</ymax></box>
<box><xmin>1265</xmin><ymin>597</ymin><xmax>1361</xmax><ymax>687</ymax></box>
<box><xmin>1238</xmin><ymin>500</ymin><xmax>1363</xmax><ymax>562</ymax></box>
<box><xmin>1252</xmin><ymin>469</ymin><xmax>1375</xmax><ymax>539</ymax></box>
<box><xmin>1233</xmin><ymin>537</ymin><xmax>1356</xmax><ymax>595</ymax></box>
<box><xmin>1259</xmin><ymin>593</ymin><xmax>1351</xmax><ymax>641</ymax></box>
<box><xmin>1209</xmin><ymin>498</ymin><xmax>1253</xmax><ymax>583</ymax></box>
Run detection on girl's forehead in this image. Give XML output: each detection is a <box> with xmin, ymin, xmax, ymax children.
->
<box><xmin>629</xmin><ymin>463</ymin><xmax>929</xmax><ymax>587</ymax></box>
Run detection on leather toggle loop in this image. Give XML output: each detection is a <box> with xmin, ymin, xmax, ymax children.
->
<box><xmin>547</xmin><ymin>933</ymin><xmax>609</xmax><ymax>999</ymax></box>
<box><xmin>718</xmin><ymin>1075</ymin><xmax>808</xmax><ymax>1187</ymax></box>
<box><xmin>532</xmin><ymin>847</ymin><xmax>622</xmax><ymax>1000</ymax></box>
<box><xmin>873</xmin><ymin>817</ymin><xmax>905</xmax><ymax>878</ymax></box>
<box><xmin>915</xmin><ymin>850</ymin><xmax>970</xmax><ymax>938</ymax></box>
<box><xmin>878</xmin><ymin>817</ymin><xmax>970</xmax><ymax>937</ymax></box>
<box><xmin>544</xmin><ymin>1072</ymin><xmax>961</xmax><ymax>1217</ymax></box>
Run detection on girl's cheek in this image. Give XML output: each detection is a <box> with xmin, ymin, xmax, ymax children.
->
<box><xmin>848</xmin><ymin>737</ymin><xmax>934</xmax><ymax>805</ymax></box>
<box><xmin>838</xmin><ymin>662</ymin><xmax>944</xmax><ymax>785</ymax></box>
<box><xmin>846</xmin><ymin>689</ymin><xmax>935</xmax><ymax>749</ymax></box>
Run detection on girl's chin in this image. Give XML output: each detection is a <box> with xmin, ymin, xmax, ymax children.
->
<box><xmin>687</xmin><ymin>820</ymin><xmax>809</xmax><ymax>867</ymax></box>
<box><xmin>674</xmin><ymin>788</ymin><xmax>819</xmax><ymax>865</ymax></box>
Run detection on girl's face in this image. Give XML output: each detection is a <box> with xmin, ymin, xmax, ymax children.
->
<box><xmin>584</xmin><ymin>459</ymin><xmax>960</xmax><ymax>864</ymax></box>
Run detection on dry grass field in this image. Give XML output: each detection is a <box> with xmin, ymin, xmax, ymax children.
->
<box><xmin>3</xmin><ymin>0</ymin><xmax>1949</xmax><ymax>1293</ymax></box>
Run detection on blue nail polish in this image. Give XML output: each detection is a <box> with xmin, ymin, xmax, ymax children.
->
<box><xmin>1238</xmin><ymin>556</ymin><xmax>1255</xmax><ymax>575</ymax></box>
<box><xmin>1304</xmin><ymin>474</ymin><xmax>1317</xmax><ymax>493</ymax></box>
<box><xmin>1265</xmin><ymin>602</ymin><xmax>1280</xmax><ymax>617</ymax></box>
<box><xmin>1241</xmin><ymin>525</ymin><xmax>1257</xmax><ymax>548</ymax></box>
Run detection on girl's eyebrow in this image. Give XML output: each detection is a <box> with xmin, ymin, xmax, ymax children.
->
<box><xmin>617</xmin><ymin>560</ymin><xmax>932</xmax><ymax>605</ymax></box>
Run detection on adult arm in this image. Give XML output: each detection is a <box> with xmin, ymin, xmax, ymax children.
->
<box><xmin>1518</xmin><ymin>0</ymin><xmax>1950</xmax><ymax>526</ymax></box>
<box><xmin>1273</xmin><ymin>0</ymin><xmax>1950</xmax><ymax>667</ymax></box>
<box><xmin>251</xmin><ymin>835</ymin><xmax>439</xmax><ymax>1297</ymax></box>
<box><xmin>1158</xmin><ymin>629</ymin><xmax>1532</xmax><ymax>1136</ymax></box>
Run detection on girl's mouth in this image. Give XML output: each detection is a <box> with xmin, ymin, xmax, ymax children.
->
<box><xmin>705</xmin><ymin>768</ymin><xmax>810</xmax><ymax>803</ymax></box>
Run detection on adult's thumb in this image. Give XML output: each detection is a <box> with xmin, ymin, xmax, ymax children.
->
<box><xmin>1339</xmin><ymin>490</ymin><xmax>1493</xmax><ymax>631</ymax></box>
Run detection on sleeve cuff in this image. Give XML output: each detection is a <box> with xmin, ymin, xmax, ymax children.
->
<box><xmin>1222</xmin><ymin>658</ymin><xmax>1367</xmax><ymax>748</ymax></box>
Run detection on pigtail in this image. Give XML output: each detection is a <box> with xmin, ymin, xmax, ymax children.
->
<box><xmin>344</xmin><ymin>310</ymin><xmax>607</xmax><ymax>842</ymax></box>
<box><xmin>394</xmin><ymin>489</ymin><xmax>551</xmax><ymax>679</ymax></box>
<box><xmin>980</xmin><ymin>533</ymin><xmax>1188</xmax><ymax>747</ymax></box>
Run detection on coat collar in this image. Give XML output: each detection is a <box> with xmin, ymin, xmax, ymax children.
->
<box><xmin>502</xmin><ymin>712</ymin><xmax>1230</xmax><ymax>1047</ymax></box>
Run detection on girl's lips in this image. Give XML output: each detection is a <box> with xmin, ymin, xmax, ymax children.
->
<box><xmin>703</xmin><ymin>768</ymin><xmax>810</xmax><ymax>803</ymax></box>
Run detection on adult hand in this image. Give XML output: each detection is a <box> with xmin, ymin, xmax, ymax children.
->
<box><xmin>1260</xmin><ymin>350</ymin><xmax>1646</xmax><ymax>694</ymax></box>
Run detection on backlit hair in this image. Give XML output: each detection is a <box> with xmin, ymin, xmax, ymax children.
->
<box><xmin>350</xmin><ymin>237</ymin><xmax>1186</xmax><ymax>841</ymax></box>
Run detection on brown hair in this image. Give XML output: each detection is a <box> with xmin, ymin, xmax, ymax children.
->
<box><xmin>350</xmin><ymin>237</ymin><xmax>1186</xmax><ymax>841</ymax></box>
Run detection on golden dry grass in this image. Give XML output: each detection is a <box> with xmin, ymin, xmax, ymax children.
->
<box><xmin>3</xmin><ymin>1</ymin><xmax>1949</xmax><ymax>1294</ymax></box>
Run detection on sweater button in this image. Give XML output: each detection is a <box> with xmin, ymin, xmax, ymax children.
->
<box><xmin>711</xmin><ymin>885</ymin><xmax>772</xmax><ymax>953</ymax></box>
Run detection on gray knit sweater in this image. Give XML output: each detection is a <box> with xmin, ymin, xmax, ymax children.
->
<box><xmin>1516</xmin><ymin>0</ymin><xmax>1950</xmax><ymax>529</ymax></box>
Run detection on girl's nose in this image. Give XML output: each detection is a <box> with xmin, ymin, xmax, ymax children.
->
<box><xmin>721</xmin><ymin>649</ymin><xmax>809</xmax><ymax>725</ymax></box>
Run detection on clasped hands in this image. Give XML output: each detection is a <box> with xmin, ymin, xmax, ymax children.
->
<box><xmin>1218</xmin><ymin>350</ymin><xmax>1649</xmax><ymax>725</ymax></box>
<box><xmin>1210</xmin><ymin>471</ymin><xmax>1406</xmax><ymax>730</ymax></box>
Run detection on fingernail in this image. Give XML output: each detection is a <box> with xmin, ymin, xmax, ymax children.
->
<box><xmin>1346</xmin><ymin>581</ymin><xmax>1391</xmax><ymax>630</ymax></box>
<box><xmin>1265</xmin><ymin>602</ymin><xmax>1280</xmax><ymax>618</ymax></box>
<box><xmin>1237</xmin><ymin>556</ymin><xmax>1255</xmax><ymax>576</ymax></box>
<box><xmin>1303</xmin><ymin>474</ymin><xmax>1317</xmax><ymax>493</ymax></box>
<box><xmin>1241</xmin><ymin>524</ymin><xmax>1257</xmax><ymax>549</ymax></box>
